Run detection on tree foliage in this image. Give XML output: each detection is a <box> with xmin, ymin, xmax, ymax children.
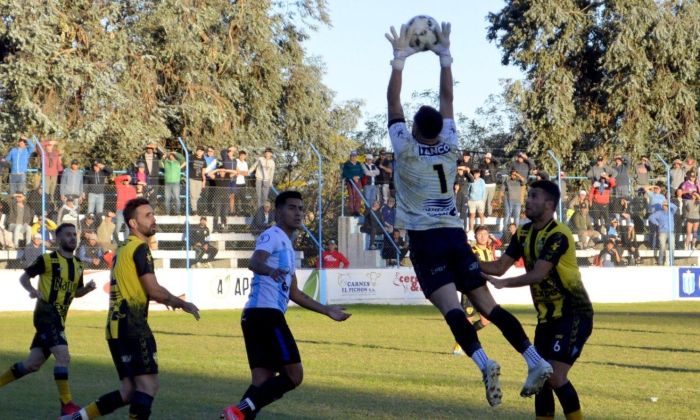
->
<box><xmin>488</xmin><ymin>0</ymin><xmax>700</xmax><ymax>172</ymax></box>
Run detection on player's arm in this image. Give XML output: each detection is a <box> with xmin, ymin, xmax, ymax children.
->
<box><xmin>19</xmin><ymin>256</ymin><xmax>46</xmax><ymax>299</ymax></box>
<box><xmin>249</xmin><ymin>250</ymin><xmax>288</xmax><ymax>281</ymax></box>
<box><xmin>386</xmin><ymin>25</ymin><xmax>416</xmax><ymax>121</ymax></box>
<box><xmin>289</xmin><ymin>275</ymin><xmax>350</xmax><ymax>321</ymax></box>
<box><xmin>486</xmin><ymin>259</ymin><xmax>553</xmax><ymax>289</ymax></box>
<box><xmin>75</xmin><ymin>272</ymin><xmax>96</xmax><ymax>298</ymax></box>
<box><xmin>431</xmin><ymin>22</ymin><xmax>454</xmax><ymax>119</ymax></box>
<box><xmin>480</xmin><ymin>233</ymin><xmax>520</xmax><ymax>275</ymax></box>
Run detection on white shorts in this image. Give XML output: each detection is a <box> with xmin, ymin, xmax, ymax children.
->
<box><xmin>467</xmin><ymin>200</ymin><xmax>485</xmax><ymax>215</ymax></box>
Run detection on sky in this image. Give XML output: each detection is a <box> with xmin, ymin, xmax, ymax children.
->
<box><xmin>303</xmin><ymin>0</ymin><xmax>523</xmax><ymax>129</ymax></box>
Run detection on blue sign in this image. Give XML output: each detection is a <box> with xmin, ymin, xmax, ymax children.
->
<box><xmin>679</xmin><ymin>267</ymin><xmax>700</xmax><ymax>298</ymax></box>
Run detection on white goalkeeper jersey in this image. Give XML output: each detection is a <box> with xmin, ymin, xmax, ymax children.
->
<box><xmin>389</xmin><ymin>118</ymin><xmax>463</xmax><ymax>231</ymax></box>
<box><xmin>245</xmin><ymin>226</ymin><xmax>296</xmax><ymax>313</ymax></box>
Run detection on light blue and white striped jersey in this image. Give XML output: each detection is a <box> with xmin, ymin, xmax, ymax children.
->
<box><xmin>389</xmin><ymin>118</ymin><xmax>463</xmax><ymax>231</ymax></box>
<box><xmin>245</xmin><ymin>226</ymin><xmax>296</xmax><ymax>313</ymax></box>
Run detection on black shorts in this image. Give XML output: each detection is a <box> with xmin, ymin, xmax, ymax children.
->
<box><xmin>108</xmin><ymin>335</ymin><xmax>159</xmax><ymax>379</ymax></box>
<box><xmin>241</xmin><ymin>308</ymin><xmax>301</xmax><ymax>370</ymax></box>
<box><xmin>31</xmin><ymin>303</ymin><xmax>67</xmax><ymax>358</ymax></box>
<box><xmin>534</xmin><ymin>314</ymin><xmax>593</xmax><ymax>365</ymax></box>
<box><xmin>408</xmin><ymin>228</ymin><xmax>484</xmax><ymax>298</ymax></box>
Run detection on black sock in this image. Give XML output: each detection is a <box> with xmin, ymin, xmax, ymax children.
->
<box><xmin>240</xmin><ymin>385</ymin><xmax>260</xmax><ymax>419</ymax></box>
<box><xmin>238</xmin><ymin>374</ymin><xmax>296</xmax><ymax>414</ymax></box>
<box><xmin>10</xmin><ymin>362</ymin><xmax>28</xmax><ymax>379</ymax></box>
<box><xmin>487</xmin><ymin>305</ymin><xmax>531</xmax><ymax>353</ymax></box>
<box><xmin>535</xmin><ymin>383</ymin><xmax>555</xmax><ymax>417</ymax></box>
<box><xmin>554</xmin><ymin>381</ymin><xmax>581</xmax><ymax>414</ymax></box>
<box><xmin>128</xmin><ymin>391</ymin><xmax>154</xmax><ymax>419</ymax></box>
<box><xmin>95</xmin><ymin>390</ymin><xmax>128</xmax><ymax>415</ymax></box>
<box><xmin>444</xmin><ymin>309</ymin><xmax>481</xmax><ymax>356</ymax></box>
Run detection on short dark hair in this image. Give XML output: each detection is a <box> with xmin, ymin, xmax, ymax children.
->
<box><xmin>123</xmin><ymin>197</ymin><xmax>151</xmax><ymax>226</ymax></box>
<box><xmin>239</xmin><ymin>150</ymin><xmax>247</xmax><ymax>156</ymax></box>
<box><xmin>55</xmin><ymin>223</ymin><xmax>76</xmax><ymax>237</ymax></box>
<box><xmin>413</xmin><ymin>106</ymin><xmax>443</xmax><ymax>139</ymax></box>
<box><xmin>530</xmin><ymin>180</ymin><xmax>561</xmax><ymax>205</ymax></box>
<box><xmin>474</xmin><ymin>225</ymin><xmax>489</xmax><ymax>234</ymax></box>
<box><xmin>275</xmin><ymin>190</ymin><xmax>303</xmax><ymax>209</ymax></box>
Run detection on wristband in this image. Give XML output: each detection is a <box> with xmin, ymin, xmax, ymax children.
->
<box><xmin>439</xmin><ymin>54</ymin><xmax>453</xmax><ymax>67</ymax></box>
<box><xmin>391</xmin><ymin>59</ymin><xmax>405</xmax><ymax>71</ymax></box>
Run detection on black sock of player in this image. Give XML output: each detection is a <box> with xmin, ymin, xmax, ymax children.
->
<box><xmin>128</xmin><ymin>391</ymin><xmax>154</xmax><ymax>419</ymax></box>
<box><xmin>95</xmin><ymin>390</ymin><xmax>128</xmax><ymax>415</ymax></box>
<box><xmin>444</xmin><ymin>309</ymin><xmax>481</xmax><ymax>356</ymax></box>
<box><xmin>487</xmin><ymin>305</ymin><xmax>531</xmax><ymax>353</ymax></box>
<box><xmin>239</xmin><ymin>385</ymin><xmax>260</xmax><ymax>419</ymax></box>
<box><xmin>554</xmin><ymin>381</ymin><xmax>581</xmax><ymax>415</ymax></box>
<box><xmin>535</xmin><ymin>383</ymin><xmax>555</xmax><ymax>418</ymax></box>
<box><xmin>239</xmin><ymin>374</ymin><xmax>296</xmax><ymax>414</ymax></box>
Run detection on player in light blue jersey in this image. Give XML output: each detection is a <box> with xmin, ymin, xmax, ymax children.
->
<box><xmin>222</xmin><ymin>191</ymin><xmax>351</xmax><ymax>420</ymax></box>
<box><xmin>386</xmin><ymin>21</ymin><xmax>552</xmax><ymax>407</ymax></box>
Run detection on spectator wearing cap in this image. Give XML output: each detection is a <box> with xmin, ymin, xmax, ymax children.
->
<box><xmin>586</xmin><ymin>155</ymin><xmax>618</xmax><ymax>183</ymax></box>
<box><xmin>377</xmin><ymin>150</ymin><xmax>394</xmax><ymax>204</ymax></box>
<box><xmin>60</xmin><ymin>159</ymin><xmax>84</xmax><ymax>205</ymax></box>
<box><xmin>78</xmin><ymin>232</ymin><xmax>107</xmax><ymax>269</ymax></box>
<box><xmin>188</xmin><ymin>146</ymin><xmax>207</xmax><ymax>215</ymax></box>
<box><xmin>251</xmin><ymin>200</ymin><xmax>275</xmax><ymax>235</ymax></box>
<box><xmin>569</xmin><ymin>195</ymin><xmax>600</xmax><ymax>249</ymax></box>
<box><xmin>317</xmin><ymin>240</ymin><xmax>350</xmax><ymax>269</ymax></box>
<box><xmin>342</xmin><ymin>151</ymin><xmax>364</xmax><ymax>216</ymax></box>
<box><xmin>19</xmin><ymin>233</ymin><xmax>45</xmax><ymax>268</ymax></box>
<box><xmin>163</xmin><ymin>150</ymin><xmax>186</xmax><ymax>215</ymax></box>
<box><xmin>1</xmin><ymin>137</ymin><xmax>37</xmax><ymax>194</ymax></box>
<box><xmin>249</xmin><ymin>147</ymin><xmax>276</xmax><ymax>208</ymax></box>
<box><xmin>478</xmin><ymin>152</ymin><xmax>500</xmax><ymax>217</ymax></box>
<box><xmin>618</xmin><ymin>217</ymin><xmax>641</xmax><ymax>265</ymax></box>
<box><xmin>139</xmin><ymin>142</ymin><xmax>164</xmax><ymax>186</ymax></box>
<box><xmin>57</xmin><ymin>196</ymin><xmax>79</xmax><ymax>226</ymax></box>
<box><xmin>507</xmin><ymin>151</ymin><xmax>534</xmax><ymax>182</ymax></box>
<box><xmin>79</xmin><ymin>212</ymin><xmax>100</xmax><ymax>239</ymax></box>
<box><xmin>500</xmin><ymin>169</ymin><xmax>525</xmax><ymax>227</ymax></box>
<box><xmin>634</xmin><ymin>155</ymin><xmax>654</xmax><ymax>190</ymax></box>
<box><xmin>589</xmin><ymin>172</ymin><xmax>616</xmax><ymax>231</ymax></box>
<box><xmin>597</xmin><ymin>238</ymin><xmax>621</xmax><ymax>267</ymax></box>
<box><xmin>83</xmin><ymin>159</ymin><xmax>112</xmax><ymax>216</ymax></box>
<box><xmin>670</xmin><ymin>159</ymin><xmax>686</xmax><ymax>191</ymax></box>
<box><xmin>40</xmin><ymin>139</ymin><xmax>63</xmax><ymax>202</ymax></box>
<box><xmin>648</xmin><ymin>200</ymin><xmax>677</xmax><ymax>265</ymax></box>
<box><xmin>612</xmin><ymin>155</ymin><xmax>631</xmax><ymax>198</ymax></box>
<box><xmin>362</xmin><ymin>154</ymin><xmax>380</xmax><ymax>205</ymax></box>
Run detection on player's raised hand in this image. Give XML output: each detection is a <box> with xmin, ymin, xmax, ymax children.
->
<box><xmin>385</xmin><ymin>24</ymin><xmax>417</xmax><ymax>60</ymax></box>
<box><xmin>430</xmin><ymin>22</ymin><xmax>451</xmax><ymax>56</ymax></box>
<box><xmin>85</xmin><ymin>280</ymin><xmax>97</xmax><ymax>293</ymax></box>
<box><xmin>325</xmin><ymin>305</ymin><xmax>351</xmax><ymax>321</ymax></box>
<box><xmin>182</xmin><ymin>301</ymin><xmax>201</xmax><ymax>320</ymax></box>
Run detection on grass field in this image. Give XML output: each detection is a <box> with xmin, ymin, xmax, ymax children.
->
<box><xmin>1</xmin><ymin>302</ymin><xmax>700</xmax><ymax>419</ymax></box>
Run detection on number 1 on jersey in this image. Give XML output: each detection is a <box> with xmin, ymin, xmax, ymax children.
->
<box><xmin>433</xmin><ymin>164</ymin><xmax>447</xmax><ymax>193</ymax></box>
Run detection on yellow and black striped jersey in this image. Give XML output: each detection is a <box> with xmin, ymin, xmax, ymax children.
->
<box><xmin>107</xmin><ymin>235</ymin><xmax>155</xmax><ymax>339</ymax></box>
<box><xmin>471</xmin><ymin>245</ymin><xmax>496</xmax><ymax>263</ymax></box>
<box><xmin>505</xmin><ymin>219</ymin><xmax>593</xmax><ymax>322</ymax></box>
<box><xmin>25</xmin><ymin>252</ymin><xmax>84</xmax><ymax>326</ymax></box>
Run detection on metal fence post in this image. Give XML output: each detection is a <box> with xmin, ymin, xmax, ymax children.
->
<box><xmin>547</xmin><ymin>150</ymin><xmax>563</xmax><ymax>222</ymax></box>
<box><xmin>655</xmin><ymin>153</ymin><xmax>673</xmax><ymax>266</ymax></box>
<box><xmin>177</xmin><ymin>137</ymin><xmax>192</xmax><ymax>298</ymax></box>
<box><xmin>34</xmin><ymin>136</ymin><xmax>47</xmax><ymax>253</ymax></box>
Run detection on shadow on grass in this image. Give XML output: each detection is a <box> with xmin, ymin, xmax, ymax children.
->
<box><xmin>0</xmin><ymin>351</ymin><xmax>531</xmax><ymax>420</ymax></box>
<box><xmin>581</xmin><ymin>360</ymin><xmax>700</xmax><ymax>374</ymax></box>
<box><xmin>590</xmin><ymin>342</ymin><xmax>700</xmax><ymax>354</ymax></box>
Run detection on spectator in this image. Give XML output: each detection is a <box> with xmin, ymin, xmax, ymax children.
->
<box><xmin>500</xmin><ymin>223</ymin><xmax>518</xmax><ymax>249</ymax></box>
<box><xmin>635</xmin><ymin>155</ymin><xmax>654</xmax><ymax>189</ymax></box>
<box><xmin>97</xmin><ymin>212</ymin><xmax>116</xmax><ymax>252</ymax></box>
<box><xmin>532</xmin><ymin>168</ymin><xmax>549</xmax><ymax>181</ymax></box>
<box><xmin>0</xmin><ymin>203</ymin><xmax>13</xmax><ymax>250</ymax></box>
<box><xmin>40</xmin><ymin>139</ymin><xmax>63</xmax><ymax>203</ymax></box>
<box><xmin>251</xmin><ymin>200</ymin><xmax>275</xmax><ymax>235</ymax></box>
<box><xmin>188</xmin><ymin>146</ymin><xmax>207</xmax><ymax>215</ymax></box>
<box><xmin>8</xmin><ymin>194</ymin><xmax>34</xmax><ymax>248</ymax></box>
<box><xmin>342</xmin><ymin>151</ymin><xmax>364</xmax><ymax>216</ymax></box>
<box><xmin>508</xmin><ymin>151</ymin><xmax>534</xmax><ymax>182</ymax></box>
<box><xmin>113</xmin><ymin>174</ymin><xmax>137</xmax><ymax>244</ymax></box>
<box><xmin>479</xmin><ymin>152</ymin><xmax>499</xmax><ymax>217</ymax></box>
<box><xmin>606</xmin><ymin>218</ymin><xmax>620</xmax><ymax>241</ymax></box>
<box><xmin>569</xmin><ymin>200</ymin><xmax>600</xmax><ymax>249</ymax></box>
<box><xmin>382</xmin><ymin>229</ymin><xmax>408</xmax><ymax>265</ymax></box>
<box><xmin>454</xmin><ymin>165</ymin><xmax>472</xmax><ymax>228</ymax></box>
<box><xmin>361</xmin><ymin>200</ymin><xmax>383</xmax><ymax>250</ymax></box>
<box><xmin>362</xmin><ymin>154</ymin><xmax>380</xmax><ymax>205</ymax></box>
<box><xmin>202</xmin><ymin>146</ymin><xmax>219</xmax><ymax>215</ymax></box>
<box><xmin>681</xmin><ymin>175</ymin><xmax>700</xmax><ymax>250</ymax></box>
<box><xmin>249</xmin><ymin>147</ymin><xmax>276</xmax><ymax>208</ymax></box>
<box><xmin>670</xmin><ymin>159</ymin><xmax>686</xmax><ymax>191</ymax></box>
<box><xmin>131</xmin><ymin>161</ymin><xmax>148</xmax><ymax>185</ymax></box>
<box><xmin>619</xmin><ymin>219</ymin><xmax>640</xmax><ymax>265</ymax></box>
<box><xmin>78</xmin><ymin>233</ymin><xmax>107</xmax><ymax>269</ymax></box>
<box><xmin>79</xmin><ymin>213</ymin><xmax>99</xmax><ymax>238</ymax></box>
<box><xmin>163</xmin><ymin>150</ymin><xmax>186</xmax><ymax>215</ymax></box>
<box><xmin>376</xmin><ymin>150</ymin><xmax>393</xmax><ymax>204</ymax></box>
<box><xmin>317</xmin><ymin>239</ymin><xmax>350</xmax><ymax>268</ymax></box>
<box><xmin>140</xmin><ymin>143</ymin><xmax>164</xmax><ymax>186</ymax></box>
<box><xmin>586</xmin><ymin>156</ymin><xmax>617</xmax><ymax>183</ymax></box>
<box><xmin>467</xmin><ymin>168</ymin><xmax>486</xmax><ymax>231</ymax></box>
<box><xmin>647</xmin><ymin>184</ymin><xmax>666</xmax><ymax>213</ymax></box>
<box><xmin>57</xmin><ymin>197</ymin><xmax>79</xmax><ymax>226</ymax></box>
<box><xmin>83</xmin><ymin>159</ymin><xmax>112</xmax><ymax>216</ymax></box>
<box><xmin>648</xmin><ymin>201</ymin><xmax>677</xmax><ymax>265</ymax></box>
<box><xmin>500</xmin><ymin>169</ymin><xmax>525</xmax><ymax>228</ymax></box>
<box><xmin>188</xmin><ymin>217</ymin><xmax>218</xmax><ymax>268</ymax></box>
<box><xmin>589</xmin><ymin>173</ymin><xmax>616</xmax><ymax>230</ymax></box>
<box><xmin>2</xmin><ymin>137</ymin><xmax>37</xmax><ymax>194</ymax></box>
<box><xmin>59</xmin><ymin>159</ymin><xmax>84</xmax><ymax>205</ymax></box>
<box><xmin>19</xmin><ymin>233</ymin><xmax>44</xmax><ymax>268</ymax></box>
<box><xmin>209</xmin><ymin>164</ymin><xmax>236</xmax><ymax>232</ymax></box>
<box><xmin>232</xmin><ymin>150</ymin><xmax>250</xmax><ymax>213</ymax></box>
<box><xmin>31</xmin><ymin>214</ymin><xmax>57</xmax><ymax>245</ymax></box>
<box><xmin>612</xmin><ymin>155</ymin><xmax>632</xmax><ymax>199</ymax></box>
<box><xmin>471</xmin><ymin>225</ymin><xmax>502</xmax><ymax>262</ymax></box>
<box><xmin>597</xmin><ymin>239</ymin><xmax>621</xmax><ymax>267</ymax></box>
<box><xmin>219</xmin><ymin>147</ymin><xmax>238</xmax><ymax>214</ymax></box>
<box><xmin>457</xmin><ymin>150</ymin><xmax>472</xmax><ymax>171</ymax></box>
<box><xmin>380</xmin><ymin>196</ymin><xmax>396</xmax><ymax>232</ymax></box>
<box><xmin>629</xmin><ymin>188</ymin><xmax>649</xmax><ymax>235</ymax></box>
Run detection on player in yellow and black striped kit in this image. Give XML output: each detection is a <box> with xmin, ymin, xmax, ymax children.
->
<box><xmin>0</xmin><ymin>223</ymin><xmax>96</xmax><ymax>416</ymax></box>
<box><xmin>62</xmin><ymin>198</ymin><xmax>199</xmax><ymax>420</ymax></box>
<box><xmin>481</xmin><ymin>180</ymin><xmax>593</xmax><ymax>420</ymax></box>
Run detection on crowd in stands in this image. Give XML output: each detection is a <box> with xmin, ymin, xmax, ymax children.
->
<box><xmin>343</xmin><ymin>148</ymin><xmax>700</xmax><ymax>267</ymax></box>
<box><xmin>0</xmin><ymin>137</ymin><xmax>279</xmax><ymax>267</ymax></box>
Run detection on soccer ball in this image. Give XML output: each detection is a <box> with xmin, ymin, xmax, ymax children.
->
<box><xmin>406</xmin><ymin>15</ymin><xmax>439</xmax><ymax>52</ymax></box>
